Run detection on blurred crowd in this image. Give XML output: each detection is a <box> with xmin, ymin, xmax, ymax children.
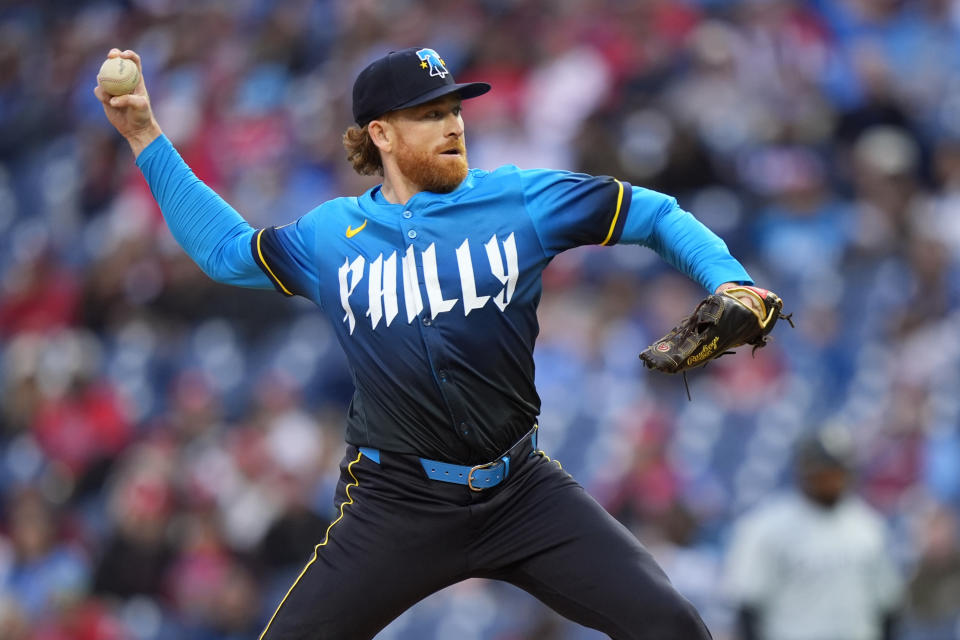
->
<box><xmin>1</xmin><ymin>0</ymin><xmax>959</xmax><ymax>638</ymax></box>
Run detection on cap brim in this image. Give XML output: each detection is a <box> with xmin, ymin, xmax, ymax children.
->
<box><xmin>394</xmin><ymin>81</ymin><xmax>491</xmax><ymax>112</ymax></box>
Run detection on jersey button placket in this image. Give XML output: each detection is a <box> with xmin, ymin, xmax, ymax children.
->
<box><xmin>398</xmin><ymin>209</ymin><xmax>466</xmax><ymax>446</ymax></box>
<box><xmin>400</xmin><ymin>208</ymin><xmax>416</xmax><ymax>246</ymax></box>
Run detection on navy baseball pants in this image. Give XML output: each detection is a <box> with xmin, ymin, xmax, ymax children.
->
<box><xmin>258</xmin><ymin>436</ymin><xmax>711</xmax><ymax>640</ymax></box>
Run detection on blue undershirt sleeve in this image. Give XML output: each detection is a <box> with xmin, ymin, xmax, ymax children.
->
<box><xmin>619</xmin><ymin>186</ymin><xmax>753</xmax><ymax>292</ymax></box>
<box><xmin>135</xmin><ymin>134</ymin><xmax>273</xmax><ymax>289</ymax></box>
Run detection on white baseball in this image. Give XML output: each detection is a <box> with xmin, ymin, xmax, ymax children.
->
<box><xmin>98</xmin><ymin>57</ymin><xmax>140</xmax><ymax>96</ymax></box>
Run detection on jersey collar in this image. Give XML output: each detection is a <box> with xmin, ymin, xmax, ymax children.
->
<box><xmin>363</xmin><ymin>169</ymin><xmax>481</xmax><ymax>213</ymax></box>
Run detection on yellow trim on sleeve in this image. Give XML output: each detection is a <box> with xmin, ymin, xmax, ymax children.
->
<box><xmin>258</xmin><ymin>450</ymin><xmax>364</xmax><ymax>639</ymax></box>
<box><xmin>600</xmin><ymin>180</ymin><xmax>625</xmax><ymax>246</ymax></box>
<box><xmin>256</xmin><ymin>229</ymin><xmax>294</xmax><ymax>296</ymax></box>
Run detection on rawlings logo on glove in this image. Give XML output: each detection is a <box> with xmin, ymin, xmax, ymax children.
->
<box><xmin>640</xmin><ymin>286</ymin><xmax>793</xmax><ymax>390</ymax></box>
<box><xmin>686</xmin><ymin>335</ymin><xmax>720</xmax><ymax>365</ymax></box>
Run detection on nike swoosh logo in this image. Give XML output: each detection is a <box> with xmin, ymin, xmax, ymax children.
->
<box><xmin>345</xmin><ymin>219</ymin><xmax>367</xmax><ymax>238</ymax></box>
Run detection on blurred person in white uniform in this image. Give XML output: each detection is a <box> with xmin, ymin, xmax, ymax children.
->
<box><xmin>724</xmin><ymin>425</ymin><xmax>903</xmax><ymax>640</ymax></box>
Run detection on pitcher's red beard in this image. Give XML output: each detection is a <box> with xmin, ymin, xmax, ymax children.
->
<box><xmin>395</xmin><ymin>138</ymin><xmax>468</xmax><ymax>194</ymax></box>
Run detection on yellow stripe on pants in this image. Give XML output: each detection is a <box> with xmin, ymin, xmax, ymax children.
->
<box><xmin>258</xmin><ymin>450</ymin><xmax>364</xmax><ymax>640</ymax></box>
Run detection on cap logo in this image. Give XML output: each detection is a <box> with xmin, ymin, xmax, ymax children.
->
<box><xmin>416</xmin><ymin>48</ymin><xmax>449</xmax><ymax>78</ymax></box>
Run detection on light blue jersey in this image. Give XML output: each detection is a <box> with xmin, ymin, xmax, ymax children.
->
<box><xmin>137</xmin><ymin>134</ymin><xmax>751</xmax><ymax>463</ymax></box>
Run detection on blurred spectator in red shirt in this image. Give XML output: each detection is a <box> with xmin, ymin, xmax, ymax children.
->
<box><xmin>0</xmin><ymin>249</ymin><xmax>79</xmax><ymax>338</ymax></box>
<box><xmin>31</xmin><ymin>350</ymin><xmax>131</xmax><ymax>489</ymax></box>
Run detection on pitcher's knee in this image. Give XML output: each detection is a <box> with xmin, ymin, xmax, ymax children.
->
<box><xmin>662</xmin><ymin>592</ymin><xmax>711</xmax><ymax>640</ymax></box>
<box><xmin>623</xmin><ymin>589</ymin><xmax>710</xmax><ymax>640</ymax></box>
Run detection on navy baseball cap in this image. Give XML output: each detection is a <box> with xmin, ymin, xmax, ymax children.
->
<box><xmin>352</xmin><ymin>47</ymin><xmax>490</xmax><ymax>126</ymax></box>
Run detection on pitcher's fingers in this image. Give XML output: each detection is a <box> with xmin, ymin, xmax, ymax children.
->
<box><xmin>108</xmin><ymin>94</ymin><xmax>148</xmax><ymax>110</ymax></box>
<box><xmin>93</xmin><ymin>85</ymin><xmax>112</xmax><ymax>104</ymax></box>
<box><xmin>107</xmin><ymin>48</ymin><xmax>122</xmax><ymax>58</ymax></box>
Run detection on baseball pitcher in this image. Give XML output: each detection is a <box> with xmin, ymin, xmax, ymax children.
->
<box><xmin>96</xmin><ymin>45</ymin><xmax>786</xmax><ymax>640</ymax></box>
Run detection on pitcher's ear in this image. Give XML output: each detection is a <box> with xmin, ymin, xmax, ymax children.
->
<box><xmin>368</xmin><ymin>119</ymin><xmax>393</xmax><ymax>153</ymax></box>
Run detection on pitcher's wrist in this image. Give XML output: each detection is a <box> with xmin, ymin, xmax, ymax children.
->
<box><xmin>127</xmin><ymin>121</ymin><xmax>163</xmax><ymax>158</ymax></box>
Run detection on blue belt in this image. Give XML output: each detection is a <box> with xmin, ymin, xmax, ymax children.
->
<box><xmin>420</xmin><ymin>456</ymin><xmax>510</xmax><ymax>491</ymax></box>
<box><xmin>418</xmin><ymin>425</ymin><xmax>538</xmax><ymax>492</ymax></box>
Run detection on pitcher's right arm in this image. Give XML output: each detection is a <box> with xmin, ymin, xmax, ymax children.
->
<box><xmin>95</xmin><ymin>48</ymin><xmax>276</xmax><ymax>290</ymax></box>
